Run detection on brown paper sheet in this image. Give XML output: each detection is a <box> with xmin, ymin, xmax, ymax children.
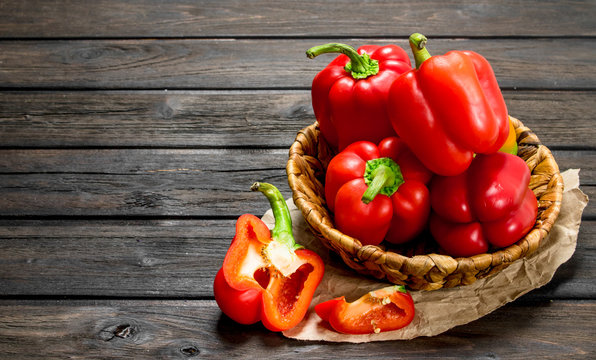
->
<box><xmin>261</xmin><ymin>169</ymin><xmax>588</xmax><ymax>342</ymax></box>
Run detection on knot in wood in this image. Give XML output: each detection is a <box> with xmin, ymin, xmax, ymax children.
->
<box><xmin>180</xmin><ymin>345</ymin><xmax>200</xmax><ymax>357</ymax></box>
<box><xmin>99</xmin><ymin>323</ymin><xmax>137</xmax><ymax>342</ymax></box>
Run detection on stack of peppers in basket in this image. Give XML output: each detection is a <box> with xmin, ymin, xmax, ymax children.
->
<box><xmin>213</xmin><ymin>33</ymin><xmax>537</xmax><ymax>335</ymax></box>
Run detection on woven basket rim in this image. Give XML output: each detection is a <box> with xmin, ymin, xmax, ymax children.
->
<box><xmin>286</xmin><ymin>116</ymin><xmax>564</xmax><ymax>290</ymax></box>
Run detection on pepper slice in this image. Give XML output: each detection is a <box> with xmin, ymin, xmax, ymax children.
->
<box><xmin>213</xmin><ymin>182</ymin><xmax>325</xmax><ymax>331</ymax></box>
<box><xmin>315</xmin><ymin>285</ymin><xmax>415</xmax><ymax>335</ymax></box>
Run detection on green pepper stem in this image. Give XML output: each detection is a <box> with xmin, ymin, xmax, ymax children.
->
<box><xmin>409</xmin><ymin>33</ymin><xmax>432</xmax><ymax>69</ymax></box>
<box><xmin>251</xmin><ymin>182</ymin><xmax>302</xmax><ymax>250</ymax></box>
<box><xmin>306</xmin><ymin>43</ymin><xmax>379</xmax><ymax>79</ymax></box>
<box><xmin>361</xmin><ymin>158</ymin><xmax>404</xmax><ymax>204</ymax></box>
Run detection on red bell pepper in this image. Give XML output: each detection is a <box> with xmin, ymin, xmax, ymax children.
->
<box><xmin>388</xmin><ymin>33</ymin><xmax>510</xmax><ymax>176</ymax></box>
<box><xmin>325</xmin><ymin>137</ymin><xmax>432</xmax><ymax>246</ymax></box>
<box><xmin>213</xmin><ymin>182</ymin><xmax>324</xmax><ymax>331</ymax></box>
<box><xmin>429</xmin><ymin>152</ymin><xmax>538</xmax><ymax>257</ymax></box>
<box><xmin>315</xmin><ymin>285</ymin><xmax>415</xmax><ymax>334</ymax></box>
<box><xmin>307</xmin><ymin>42</ymin><xmax>412</xmax><ymax>151</ymax></box>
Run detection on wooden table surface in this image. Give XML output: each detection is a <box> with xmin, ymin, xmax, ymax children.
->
<box><xmin>1</xmin><ymin>1</ymin><xmax>595</xmax><ymax>358</ymax></box>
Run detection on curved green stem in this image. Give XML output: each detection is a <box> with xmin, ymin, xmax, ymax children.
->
<box><xmin>306</xmin><ymin>43</ymin><xmax>379</xmax><ymax>79</ymax></box>
<box><xmin>409</xmin><ymin>33</ymin><xmax>432</xmax><ymax>69</ymax></box>
<box><xmin>251</xmin><ymin>182</ymin><xmax>302</xmax><ymax>250</ymax></box>
<box><xmin>361</xmin><ymin>158</ymin><xmax>404</xmax><ymax>204</ymax></box>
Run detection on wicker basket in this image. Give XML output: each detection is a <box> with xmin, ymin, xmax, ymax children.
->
<box><xmin>286</xmin><ymin>116</ymin><xmax>564</xmax><ymax>291</ymax></box>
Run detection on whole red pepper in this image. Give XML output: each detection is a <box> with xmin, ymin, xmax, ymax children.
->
<box><xmin>213</xmin><ymin>182</ymin><xmax>324</xmax><ymax>331</ymax></box>
<box><xmin>307</xmin><ymin>43</ymin><xmax>412</xmax><ymax>151</ymax></box>
<box><xmin>429</xmin><ymin>152</ymin><xmax>538</xmax><ymax>257</ymax></box>
<box><xmin>325</xmin><ymin>137</ymin><xmax>432</xmax><ymax>246</ymax></box>
<box><xmin>315</xmin><ymin>285</ymin><xmax>415</xmax><ymax>335</ymax></box>
<box><xmin>388</xmin><ymin>33</ymin><xmax>510</xmax><ymax>176</ymax></box>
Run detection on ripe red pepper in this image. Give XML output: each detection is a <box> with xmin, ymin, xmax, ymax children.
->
<box><xmin>307</xmin><ymin>42</ymin><xmax>412</xmax><ymax>151</ymax></box>
<box><xmin>388</xmin><ymin>33</ymin><xmax>510</xmax><ymax>176</ymax></box>
<box><xmin>213</xmin><ymin>182</ymin><xmax>324</xmax><ymax>331</ymax></box>
<box><xmin>325</xmin><ymin>137</ymin><xmax>432</xmax><ymax>246</ymax></box>
<box><xmin>315</xmin><ymin>285</ymin><xmax>415</xmax><ymax>335</ymax></box>
<box><xmin>429</xmin><ymin>152</ymin><xmax>538</xmax><ymax>257</ymax></box>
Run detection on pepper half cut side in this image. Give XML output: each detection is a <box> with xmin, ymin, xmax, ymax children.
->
<box><xmin>214</xmin><ymin>182</ymin><xmax>325</xmax><ymax>331</ymax></box>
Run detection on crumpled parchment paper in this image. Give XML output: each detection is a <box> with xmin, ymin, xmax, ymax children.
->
<box><xmin>261</xmin><ymin>169</ymin><xmax>588</xmax><ymax>342</ymax></box>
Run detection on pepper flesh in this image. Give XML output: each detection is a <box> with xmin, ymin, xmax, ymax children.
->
<box><xmin>388</xmin><ymin>33</ymin><xmax>509</xmax><ymax>176</ymax></box>
<box><xmin>213</xmin><ymin>182</ymin><xmax>324</xmax><ymax>331</ymax></box>
<box><xmin>307</xmin><ymin>43</ymin><xmax>412</xmax><ymax>151</ymax></box>
<box><xmin>325</xmin><ymin>138</ymin><xmax>432</xmax><ymax>245</ymax></box>
<box><xmin>315</xmin><ymin>285</ymin><xmax>415</xmax><ymax>335</ymax></box>
<box><xmin>429</xmin><ymin>152</ymin><xmax>538</xmax><ymax>257</ymax></box>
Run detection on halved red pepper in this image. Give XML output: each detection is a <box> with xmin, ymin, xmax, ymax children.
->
<box><xmin>307</xmin><ymin>42</ymin><xmax>412</xmax><ymax>151</ymax></box>
<box><xmin>315</xmin><ymin>285</ymin><xmax>415</xmax><ymax>335</ymax></box>
<box><xmin>213</xmin><ymin>182</ymin><xmax>324</xmax><ymax>331</ymax></box>
<box><xmin>429</xmin><ymin>152</ymin><xmax>538</xmax><ymax>257</ymax></box>
<box><xmin>388</xmin><ymin>33</ymin><xmax>510</xmax><ymax>176</ymax></box>
<box><xmin>324</xmin><ymin>137</ymin><xmax>432</xmax><ymax>246</ymax></box>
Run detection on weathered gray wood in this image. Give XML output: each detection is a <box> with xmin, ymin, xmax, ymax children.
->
<box><xmin>0</xmin><ymin>299</ymin><xmax>593</xmax><ymax>359</ymax></box>
<box><xmin>0</xmin><ymin>90</ymin><xmax>315</xmax><ymax>148</ymax></box>
<box><xmin>539</xmin><ymin>220</ymin><xmax>596</xmax><ymax>300</ymax></box>
<box><xmin>0</xmin><ymin>0</ymin><xmax>594</xmax><ymax>38</ymax></box>
<box><xmin>0</xmin><ymin>217</ymin><xmax>592</xmax><ymax>298</ymax></box>
<box><xmin>0</xmin><ymin>39</ymin><xmax>594</xmax><ymax>89</ymax></box>
<box><xmin>0</xmin><ymin>149</ymin><xmax>290</xmax><ymax>217</ymax></box>
<box><xmin>0</xmin><ymin>149</ymin><xmax>592</xmax><ymax>216</ymax></box>
<box><xmin>0</xmin><ymin>219</ymin><xmax>235</xmax><ymax>297</ymax></box>
<box><xmin>0</xmin><ymin>90</ymin><xmax>594</xmax><ymax>148</ymax></box>
<box><xmin>581</xmin><ymin>187</ymin><xmax>596</xmax><ymax>218</ymax></box>
<box><xmin>551</xmin><ymin>151</ymin><xmax>596</xmax><ymax>183</ymax></box>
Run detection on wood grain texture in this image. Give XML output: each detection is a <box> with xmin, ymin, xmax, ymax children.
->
<box><xmin>580</xmin><ymin>187</ymin><xmax>596</xmax><ymax>218</ymax></box>
<box><xmin>0</xmin><ymin>90</ymin><xmax>594</xmax><ymax>148</ymax></box>
<box><xmin>539</xmin><ymin>220</ymin><xmax>596</xmax><ymax>300</ymax></box>
<box><xmin>0</xmin><ymin>218</ymin><xmax>593</xmax><ymax>298</ymax></box>
<box><xmin>0</xmin><ymin>149</ymin><xmax>290</xmax><ymax>217</ymax></box>
<box><xmin>0</xmin><ymin>219</ymin><xmax>234</xmax><ymax>297</ymax></box>
<box><xmin>0</xmin><ymin>299</ymin><xmax>593</xmax><ymax>359</ymax></box>
<box><xmin>0</xmin><ymin>38</ymin><xmax>594</xmax><ymax>89</ymax></box>
<box><xmin>0</xmin><ymin>0</ymin><xmax>594</xmax><ymax>38</ymax></box>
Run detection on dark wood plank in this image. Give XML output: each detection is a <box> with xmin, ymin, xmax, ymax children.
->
<box><xmin>0</xmin><ymin>0</ymin><xmax>594</xmax><ymax>38</ymax></box>
<box><xmin>0</xmin><ymin>149</ymin><xmax>592</xmax><ymax>216</ymax></box>
<box><xmin>0</xmin><ymin>215</ymin><xmax>593</xmax><ymax>298</ymax></box>
<box><xmin>581</xmin><ymin>186</ymin><xmax>596</xmax><ymax>218</ymax></box>
<box><xmin>0</xmin><ymin>219</ymin><xmax>234</xmax><ymax>297</ymax></box>
<box><xmin>538</xmin><ymin>220</ymin><xmax>596</xmax><ymax>300</ymax></box>
<box><xmin>0</xmin><ymin>90</ymin><xmax>594</xmax><ymax>148</ymax></box>
<box><xmin>0</xmin><ymin>39</ymin><xmax>594</xmax><ymax>89</ymax></box>
<box><xmin>505</xmin><ymin>91</ymin><xmax>596</xmax><ymax>149</ymax></box>
<box><xmin>551</xmin><ymin>151</ymin><xmax>596</xmax><ymax>183</ymax></box>
<box><xmin>0</xmin><ymin>149</ymin><xmax>290</xmax><ymax>217</ymax></box>
<box><xmin>0</xmin><ymin>90</ymin><xmax>315</xmax><ymax>148</ymax></box>
<box><xmin>0</xmin><ymin>299</ymin><xmax>593</xmax><ymax>358</ymax></box>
